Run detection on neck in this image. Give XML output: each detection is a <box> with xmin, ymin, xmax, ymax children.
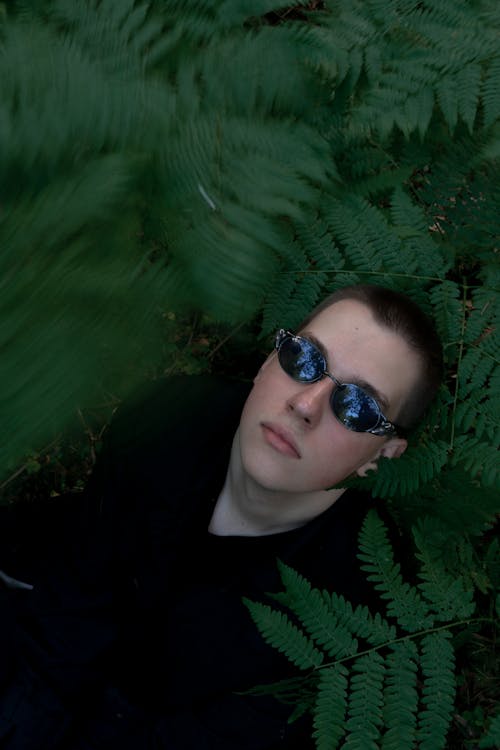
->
<box><xmin>208</xmin><ymin>429</ymin><xmax>345</xmax><ymax>537</ymax></box>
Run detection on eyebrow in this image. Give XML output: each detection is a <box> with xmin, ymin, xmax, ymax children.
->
<box><xmin>301</xmin><ymin>330</ymin><xmax>391</xmax><ymax>412</ymax></box>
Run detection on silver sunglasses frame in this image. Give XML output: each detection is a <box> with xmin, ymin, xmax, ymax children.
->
<box><xmin>275</xmin><ymin>329</ymin><xmax>398</xmax><ymax>437</ymax></box>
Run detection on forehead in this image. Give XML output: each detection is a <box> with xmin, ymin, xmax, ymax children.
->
<box><xmin>302</xmin><ymin>299</ymin><xmax>421</xmax><ymax>415</ymax></box>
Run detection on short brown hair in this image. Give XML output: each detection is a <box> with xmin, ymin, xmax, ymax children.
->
<box><xmin>299</xmin><ymin>284</ymin><xmax>443</xmax><ymax>430</ymax></box>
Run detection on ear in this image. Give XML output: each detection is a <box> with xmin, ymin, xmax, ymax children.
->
<box><xmin>253</xmin><ymin>351</ymin><xmax>276</xmax><ymax>383</ymax></box>
<box><xmin>354</xmin><ymin>437</ymin><xmax>408</xmax><ymax>478</ymax></box>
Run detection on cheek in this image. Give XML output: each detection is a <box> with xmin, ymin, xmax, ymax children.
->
<box><xmin>308</xmin><ymin>426</ymin><xmax>379</xmax><ymax>485</ymax></box>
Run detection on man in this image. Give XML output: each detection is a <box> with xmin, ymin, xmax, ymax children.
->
<box><xmin>0</xmin><ymin>284</ymin><xmax>442</xmax><ymax>749</ymax></box>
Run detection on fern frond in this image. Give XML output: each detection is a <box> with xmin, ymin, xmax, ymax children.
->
<box><xmin>482</xmin><ymin>55</ymin><xmax>500</xmax><ymax>129</ymax></box>
<box><xmin>242</xmin><ymin>672</ymin><xmax>316</xmax><ymax>704</ymax></box>
<box><xmin>277</xmin><ymin>561</ymin><xmax>358</xmax><ymax>659</ymax></box>
<box><xmin>287</xmin><ymin>275</ymin><xmax>328</xmax><ymax>332</ymax></box>
<box><xmin>435</xmin><ymin>74</ymin><xmax>459</xmax><ymax>133</ymax></box>
<box><xmin>479</xmin><ymin>712</ymin><xmax>500</xmax><ymax>749</ymax></box>
<box><xmin>293</xmin><ymin>218</ymin><xmax>346</xmax><ymax>273</ymax></box>
<box><xmin>312</xmin><ymin>665</ymin><xmax>348</xmax><ymax>750</ymax></box>
<box><xmin>261</xmin><ymin>271</ymin><xmax>300</xmax><ymax>335</ymax></box>
<box><xmin>417</xmin><ymin>631</ymin><xmax>456</xmax><ymax>750</ymax></box>
<box><xmin>400</xmin><ymin>467</ymin><xmax>500</xmax><ymax>537</ymax></box>
<box><xmin>453</xmin><ymin>391</ymin><xmax>500</xmax><ymax>444</ymax></box>
<box><xmin>343</xmin><ymin>651</ymin><xmax>385</xmax><ymax>749</ymax></box>
<box><xmin>483</xmin><ymin>537</ymin><xmax>500</xmax><ymax>596</ymax></box>
<box><xmin>326</xmin><ymin>592</ymin><xmax>396</xmax><ymax>647</ymax></box>
<box><xmin>327</xmin><ymin>196</ymin><xmax>403</xmax><ymax>278</ymax></box>
<box><xmin>413</xmin><ymin>522</ymin><xmax>475</xmax><ymax>621</ymax></box>
<box><xmin>368</xmin><ymin>440</ymin><xmax>449</xmax><ymax>498</ymax></box>
<box><xmin>451</xmin><ymin>435</ymin><xmax>500</xmax><ymax>489</ymax></box>
<box><xmin>411</xmin><ymin>514</ymin><xmax>489</xmax><ymax>594</ymax></box>
<box><xmin>389</xmin><ymin>187</ymin><xmax>449</xmax><ymax>279</ymax></box>
<box><xmin>242</xmin><ymin>598</ymin><xmax>324</xmax><ymax>670</ymax></box>
<box><xmin>358</xmin><ymin>510</ymin><xmax>433</xmax><ymax>632</ymax></box>
<box><xmin>429</xmin><ymin>281</ymin><xmax>463</xmax><ymax>361</ymax></box>
<box><xmin>380</xmin><ymin>640</ymin><xmax>419</xmax><ymax>750</ymax></box>
<box><xmin>458</xmin><ymin>348</ymin><xmax>496</xmax><ymax>396</ymax></box>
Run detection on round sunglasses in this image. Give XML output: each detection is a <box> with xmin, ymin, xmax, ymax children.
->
<box><xmin>275</xmin><ymin>329</ymin><xmax>399</xmax><ymax>436</ymax></box>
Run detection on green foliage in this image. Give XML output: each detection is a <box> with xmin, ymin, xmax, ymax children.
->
<box><xmin>1</xmin><ymin>0</ymin><xmax>499</xmax><ymax>510</ymax></box>
<box><xmin>381</xmin><ymin>640</ymin><xmax>418</xmax><ymax>750</ymax></box>
<box><xmin>2</xmin><ymin>0</ymin><xmax>497</xmax><ymax>739</ymax></box>
<box><xmin>245</xmin><ymin>510</ymin><xmax>491</xmax><ymax>749</ymax></box>
<box><xmin>243</xmin><ymin>598</ymin><xmax>324</xmax><ymax>670</ymax></box>
<box><xmin>418</xmin><ymin>631</ymin><xmax>456</xmax><ymax>750</ymax></box>
<box><xmin>312</xmin><ymin>665</ymin><xmax>348</xmax><ymax>750</ymax></box>
<box><xmin>479</xmin><ymin>713</ymin><xmax>500</xmax><ymax>748</ymax></box>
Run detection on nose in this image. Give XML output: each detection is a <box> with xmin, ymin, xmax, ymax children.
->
<box><xmin>286</xmin><ymin>377</ymin><xmax>332</xmax><ymax>427</ymax></box>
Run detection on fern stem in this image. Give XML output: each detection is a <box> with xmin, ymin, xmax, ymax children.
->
<box><xmin>315</xmin><ymin>617</ymin><xmax>494</xmax><ymax>672</ymax></box>
<box><xmin>468</xmin><ymin>343</ymin><xmax>500</xmax><ymax>367</ymax></box>
<box><xmin>449</xmin><ymin>281</ymin><xmax>468</xmax><ymax>453</ymax></box>
<box><xmin>281</xmin><ymin>269</ymin><xmax>446</xmax><ymax>283</ymax></box>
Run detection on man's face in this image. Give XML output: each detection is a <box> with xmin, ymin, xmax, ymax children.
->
<box><xmin>238</xmin><ymin>299</ymin><xmax>421</xmax><ymax>494</ymax></box>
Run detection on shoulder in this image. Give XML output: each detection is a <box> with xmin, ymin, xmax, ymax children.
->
<box><xmin>285</xmin><ymin>489</ymin><xmax>378</xmax><ymax>606</ymax></box>
<box><xmin>86</xmin><ymin>375</ymin><xmax>252</xmax><ymax>519</ymax></box>
<box><xmin>104</xmin><ymin>374</ymin><xmax>251</xmax><ymax>460</ymax></box>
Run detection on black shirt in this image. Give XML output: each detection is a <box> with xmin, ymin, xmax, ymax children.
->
<box><xmin>0</xmin><ymin>375</ymin><xmax>377</xmax><ymax>749</ymax></box>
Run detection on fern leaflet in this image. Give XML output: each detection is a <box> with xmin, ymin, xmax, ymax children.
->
<box><xmin>312</xmin><ymin>665</ymin><xmax>348</xmax><ymax>750</ymax></box>
<box><xmin>326</xmin><ymin>592</ymin><xmax>396</xmax><ymax>647</ymax></box>
<box><xmin>358</xmin><ymin>510</ymin><xmax>433</xmax><ymax>632</ymax></box>
<box><xmin>413</xmin><ymin>523</ymin><xmax>475</xmax><ymax>621</ymax></box>
<box><xmin>380</xmin><ymin>640</ymin><xmax>418</xmax><ymax>750</ymax></box>
<box><xmin>276</xmin><ymin>561</ymin><xmax>358</xmax><ymax>659</ymax></box>
<box><xmin>242</xmin><ymin>598</ymin><xmax>324</xmax><ymax>670</ymax></box>
<box><xmin>417</xmin><ymin>632</ymin><xmax>456</xmax><ymax>750</ymax></box>
<box><xmin>343</xmin><ymin>651</ymin><xmax>385</xmax><ymax>749</ymax></box>
<box><xmin>479</xmin><ymin>712</ymin><xmax>500</xmax><ymax>749</ymax></box>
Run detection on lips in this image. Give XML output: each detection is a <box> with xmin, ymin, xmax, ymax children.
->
<box><xmin>261</xmin><ymin>423</ymin><xmax>301</xmax><ymax>459</ymax></box>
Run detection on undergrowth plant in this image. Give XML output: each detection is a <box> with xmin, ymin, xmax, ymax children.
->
<box><xmin>1</xmin><ymin>0</ymin><xmax>499</xmax><ymax>741</ymax></box>
<box><xmin>2</xmin><ymin>0</ymin><xmax>499</xmax><ymax>501</ymax></box>
<box><xmin>244</xmin><ymin>510</ymin><xmax>500</xmax><ymax>749</ymax></box>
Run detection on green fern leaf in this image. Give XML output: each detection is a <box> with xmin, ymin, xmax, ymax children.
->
<box><xmin>277</xmin><ymin>561</ymin><xmax>358</xmax><ymax>659</ymax></box>
<box><xmin>313</xmin><ymin>665</ymin><xmax>348</xmax><ymax>750</ymax></box>
<box><xmin>457</xmin><ymin>62</ymin><xmax>482</xmax><ymax>133</ymax></box>
<box><xmin>413</xmin><ymin>523</ymin><xmax>475</xmax><ymax>621</ymax></box>
<box><xmin>483</xmin><ymin>537</ymin><xmax>500</xmax><ymax>596</ymax></box>
<box><xmin>458</xmin><ymin>349</ymin><xmax>496</xmax><ymax>396</ymax></box>
<box><xmin>327</xmin><ymin>195</ymin><xmax>410</xmax><ymax>279</ymax></box>
<box><xmin>479</xmin><ymin>712</ymin><xmax>500</xmax><ymax>748</ymax></box>
<box><xmin>417</xmin><ymin>632</ymin><xmax>456</xmax><ymax>750</ymax></box>
<box><xmin>463</xmin><ymin>287</ymin><xmax>497</xmax><ymax>345</ymax></box>
<box><xmin>413</xmin><ymin>86</ymin><xmax>435</xmax><ymax>139</ymax></box>
<box><xmin>294</xmin><ymin>218</ymin><xmax>345</xmax><ymax>273</ymax></box>
<box><xmin>411</xmin><ymin>514</ymin><xmax>490</xmax><ymax>595</ymax></box>
<box><xmin>389</xmin><ymin>187</ymin><xmax>448</xmax><ymax>278</ymax></box>
<box><xmin>482</xmin><ymin>55</ymin><xmax>500</xmax><ymax>129</ymax></box>
<box><xmin>261</xmin><ymin>270</ymin><xmax>300</xmax><ymax>334</ymax></box>
<box><xmin>358</xmin><ymin>510</ymin><xmax>433</xmax><ymax>632</ymax></box>
<box><xmin>343</xmin><ymin>651</ymin><xmax>385</xmax><ymax>749</ymax></box>
<box><xmin>405</xmin><ymin>468</ymin><xmax>500</xmax><ymax>537</ymax></box>
<box><xmin>327</xmin><ymin>197</ymin><xmax>385</xmax><ymax>273</ymax></box>
<box><xmin>453</xmin><ymin>392</ymin><xmax>500</xmax><ymax>443</ymax></box>
<box><xmin>243</xmin><ymin>598</ymin><xmax>324</xmax><ymax>670</ymax></box>
<box><xmin>326</xmin><ymin>592</ymin><xmax>397</xmax><ymax>647</ymax></box>
<box><xmin>429</xmin><ymin>281</ymin><xmax>463</xmax><ymax>360</ymax></box>
<box><xmin>438</xmin><ymin>76</ymin><xmax>461</xmax><ymax>133</ymax></box>
<box><xmin>380</xmin><ymin>640</ymin><xmax>419</xmax><ymax>750</ymax></box>
<box><xmin>451</xmin><ymin>436</ymin><xmax>500</xmax><ymax>489</ymax></box>
<box><xmin>368</xmin><ymin>441</ymin><xmax>449</xmax><ymax>498</ymax></box>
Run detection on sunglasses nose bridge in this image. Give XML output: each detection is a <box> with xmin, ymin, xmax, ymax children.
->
<box><xmin>286</xmin><ymin>374</ymin><xmax>333</xmax><ymax>425</ymax></box>
<box><xmin>324</xmin><ymin>370</ymin><xmax>342</xmax><ymax>389</ymax></box>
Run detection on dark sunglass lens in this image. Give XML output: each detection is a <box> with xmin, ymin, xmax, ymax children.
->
<box><xmin>331</xmin><ymin>385</ymin><xmax>380</xmax><ymax>432</ymax></box>
<box><xmin>279</xmin><ymin>337</ymin><xmax>324</xmax><ymax>382</ymax></box>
